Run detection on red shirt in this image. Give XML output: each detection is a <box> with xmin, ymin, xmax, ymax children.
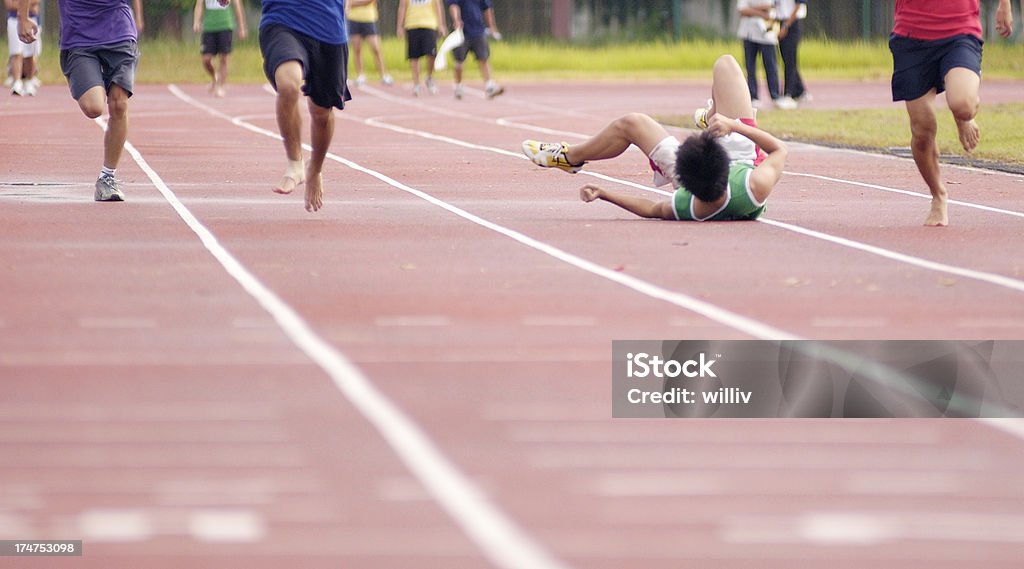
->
<box><xmin>893</xmin><ymin>0</ymin><xmax>982</xmax><ymax>40</ymax></box>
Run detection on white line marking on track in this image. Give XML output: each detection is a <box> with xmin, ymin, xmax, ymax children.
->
<box><xmin>174</xmin><ymin>84</ymin><xmax>797</xmax><ymax>342</ymax></box>
<box><xmin>188</xmin><ymin>510</ymin><xmax>265</xmax><ymax>542</ymax></box>
<box><xmin>79</xmin><ymin>509</ymin><xmax>153</xmax><ymax>542</ymax></box>
<box><xmin>758</xmin><ymin>218</ymin><xmax>1024</xmax><ymax>293</ymax></box>
<box><xmin>171</xmin><ymin>85</ymin><xmax>1024</xmax><ymax>449</ymax></box>
<box><xmin>121</xmin><ymin>98</ymin><xmax>572</xmax><ymax>569</ymax></box>
<box><xmin>353</xmin><ymin>98</ymin><xmax>1024</xmax><ymax>295</ymax></box>
<box><xmin>787</xmin><ymin>171</ymin><xmax>1024</xmax><ymax>219</ymax></box>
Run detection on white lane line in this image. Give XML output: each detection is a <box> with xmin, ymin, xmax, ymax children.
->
<box><xmin>758</xmin><ymin>218</ymin><xmax>1024</xmax><ymax>293</ymax></box>
<box><xmin>132</xmin><ymin>96</ymin><xmax>571</xmax><ymax>569</ymax></box>
<box><xmin>787</xmin><ymin>171</ymin><xmax>1024</xmax><ymax>219</ymax></box>
<box><xmin>174</xmin><ymin>84</ymin><xmax>798</xmax><ymax>342</ymax></box>
<box><xmin>356</xmin><ymin>102</ymin><xmax>1024</xmax><ymax>296</ymax></box>
<box><xmin>364</xmin><ymin>81</ymin><xmax>1024</xmax><ymax>218</ymax></box>
<box><xmin>188</xmin><ymin>510</ymin><xmax>266</xmax><ymax>542</ymax></box>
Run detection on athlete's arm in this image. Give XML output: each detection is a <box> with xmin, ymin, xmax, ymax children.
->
<box><xmin>580</xmin><ymin>184</ymin><xmax>675</xmax><ymax>220</ymax></box>
<box><xmin>708</xmin><ymin>115</ymin><xmax>787</xmax><ymax>203</ymax></box>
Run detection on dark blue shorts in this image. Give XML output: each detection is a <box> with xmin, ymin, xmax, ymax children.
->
<box><xmin>259</xmin><ymin>23</ymin><xmax>352</xmax><ymax>110</ymax></box>
<box><xmin>889</xmin><ymin>33</ymin><xmax>982</xmax><ymax>102</ymax></box>
<box><xmin>347</xmin><ymin>20</ymin><xmax>378</xmax><ymax>37</ymax></box>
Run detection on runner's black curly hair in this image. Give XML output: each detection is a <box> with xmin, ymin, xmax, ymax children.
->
<box><xmin>674</xmin><ymin>131</ymin><xmax>730</xmax><ymax>203</ymax></box>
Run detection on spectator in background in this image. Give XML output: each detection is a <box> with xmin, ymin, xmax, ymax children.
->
<box><xmin>397</xmin><ymin>0</ymin><xmax>447</xmax><ymax>96</ymax></box>
<box><xmin>193</xmin><ymin>0</ymin><xmax>247</xmax><ymax>97</ymax></box>
<box><xmin>6</xmin><ymin>0</ymin><xmax>40</xmax><ymax>96</ymax></box>
<box><xmin>17</xmin><ymin>0</ymin><xmax>144</xmax><ymax>202</ymax></box>
<box><xmin>737</xmin><ymin>0</ymin><xmax>796</xmax><ymax>110</ymax></box>
<box><xmin>777</xmin><ymin>0</ymin><xmax>810</xmax><ymax>103</ymax></box>
<box><xmin>446</xmin><ymin>0</ymin><xmax>504</xmax><ymax>100</ymax></box>
<box><xmin>346</xmin><ymin>0</ymin><xmax>393</xmax><ymax>87</ymax></box>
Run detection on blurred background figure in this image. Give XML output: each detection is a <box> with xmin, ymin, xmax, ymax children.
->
<box><xmin>777</xmin><ymin>0</ymin><xmax>810</xmax><ymax>104</ymax></box>
<box><xmin>6</xmin><ymin>0</ymin><xmax>40</xmax><ymax>96</ymax></box>
<box><xmin>737</xmin><ymin>0</ymin><xmax>795</xmax><ymax>109</ymax></box>
<box><xmin>194</xmin><ymin>0</ymin><xmax>247</xmax><ymax>97</ymax></box>
<box><xmin>347</xmin><ymin>0</ymin><xmax>393</xmax><ymax>87</ymax></box>
<box><xmin>397</xmin><ymin>0</ymin><xmax>447</xmax><ymax>96</ymax></box>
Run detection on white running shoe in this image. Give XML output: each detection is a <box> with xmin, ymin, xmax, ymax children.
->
<box><xmin>381</xmin><ymin>74</ymin><xmax>394</xmax><ymax>86</ymax></box>
<box><xmin>425</xmin><ymin>77</ymin><xmax>437</xmax><ymax>95</ymax></box>
<box><xmin>454</xmin><ymin>83</ymin><xmax>464</xmax><ymax>100</ymax></box>
<box><xmin>521</xmin><ymin>140</ymin><xmax>585</xmax><ymax>174</ymax></box>
<box><xmin>412</xmin><ymin>84</ymin><xmax>422</xmax><ymax>97</ymax></box>
<box><xmin>11</xmin><ymin>79</ymin><xmax>25</xmax><ymax>96</ymax></box>
<box><xmin>355</xmin><ymin>74</ymin><xmax>367</xmax><ymax>88</ymax></box>
<box><xmin>485</xmin><ymin>84</ymin><xmax>504</xmax><ymax>99</ymax></box>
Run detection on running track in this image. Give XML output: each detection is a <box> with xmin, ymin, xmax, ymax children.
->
<box><xmin>2</xmin><ymin>78</ymin><xmax>1024</xmax><ymax>568</ymax></box>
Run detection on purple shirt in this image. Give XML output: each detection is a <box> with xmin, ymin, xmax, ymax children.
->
<box><xmin>58</xmin><ymin>0</ymin><xmax>137</xmax><ymax>50</ymax></box>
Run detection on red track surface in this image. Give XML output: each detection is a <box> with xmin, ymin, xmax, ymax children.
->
<box><xmin>2</xmin><ymin>78</ymin><xmax>1024</xmax><ymax>568</ymax></box>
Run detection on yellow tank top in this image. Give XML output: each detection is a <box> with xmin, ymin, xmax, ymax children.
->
<box><xmin>348</xmin><ymin>1</ymin><xmax>378</xmax><ymax>23</ymax></box>
<box><xmin>404</xmin><ymin>0</ymin><xmax>439</xmax><ymax>30</ymax></box>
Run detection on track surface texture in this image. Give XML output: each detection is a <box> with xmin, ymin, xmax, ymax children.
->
<box><xmin>2</xmin><ymin>77</ymin><xmax>1024</xmax><ymax>568</ymax></box>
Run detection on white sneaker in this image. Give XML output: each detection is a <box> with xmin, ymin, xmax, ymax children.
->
<box><xmin>774</xmin><ymin>96</ymin><xmax>798</xmax><ymax>110</ymax></box>
<box><xmin>412</xmin><ymin>84</ymin><xmax>422</xmax><ymax>97</ymax></box>
<box><xmin>11</xmin><ymin>79</ymin><xmax>25</xmax><ymax>96</ymax></box>
<box><xmin>355</xmin><ymin>74</ymin><xmax>366</xmax><ymax>88</ymax></box>
<box><xmin>454</xmin><ymin>83</ymin><xmax>464</xmax><ymax>100</ymax></box>
<box><xmin>381</xmin><ymin>74</ymin><xmax>394</xmax><ymax>86</ymax></box>
<box><xmin>29</xmin><ymin>77</ymin><xmax>41</xmax><ymax>89</ymax></box>
<box><xmin>3</xmin><ymin>75</ymin><xmax>12</xmax><ymax>88</ymax></box>
<box><xmin>485</xmin><ymin>83</ymin><xmax>505</xmax><ymax>99</ymax></box>
<box><xmin>425</xmin><ymin>77</ymin><xmax>437</xmax><ymax>95</ymax></box>
<box><xmin>24</xmin><ymin>80</ymin><xmax>37</xmax><ymax>96</ymax></box>
<box><xmin>796</xmin><ymin>92</ymin><xmax>813</xmax><ymax>104</ymax></box>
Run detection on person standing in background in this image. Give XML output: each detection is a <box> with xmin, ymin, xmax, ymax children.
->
<box><xmin>397</xmin><ymin>0</ymin><xmax>447</xmax><ymax>96</ymax></box>
<box><xmin>346</xmin><ymin>0</ymin><xmax>393</xmax><ymax>87</ymax></box>
<box><xmin>6</xmin><ymin>0</ymin><xmax>40</xmax><ymax>95</ymax></box>
<box><xmin>446</xmin><ymin>0</ymin><xmax>504</xmax><ymax>100</ymax></box>
<box><xmin>776</xmin><ymin>0</ymin><xmax>809</xmax><ymax>104</ymax></box>
<box><xmin>194</xmin><ymin>0</ymin><xmax>247</xmax><ymax>97</ymax></box>
<box><xmin>737</xmin><ymin>0</ymin><xmax>796</xmax><ymax>110</ymax></box>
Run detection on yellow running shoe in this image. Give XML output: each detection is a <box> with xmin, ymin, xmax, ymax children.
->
<box><xmin>521</xmin><ymin>140</ymin><xmax>584</xmax><ymax>174</ymax></box>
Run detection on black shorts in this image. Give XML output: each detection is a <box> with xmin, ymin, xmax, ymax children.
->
<box><xmin>60</xmin><ymin>41</ymin><xmax>138</xmax><ymax>100</ymax></box>
<box><xmin>201</xmin><ymin>29</ymin><xmax>234</xmax><ymax>55</ymax></box>
<box><xmin>347</xmin><ymin>20</ymin><xmax>378</xmax><ymax>37</ymax></box>
<box><xmin>259</xmin><ymin>23</ymin><xmax>351</xmax><ymax>110</ymax></box>
<box><xmin>405</xmin><ymin>28</ymin><xmax>437</xmax><ymax>60</ymax></box>
<box><xmin>453</xmin><ymin>34</ymin><xmax>490</xmax><ymax>63</ymax></box>
<box><xmin>889</xmin><ymin>33</ymin><xmax>982</xmax><ymax>101</ymax></box>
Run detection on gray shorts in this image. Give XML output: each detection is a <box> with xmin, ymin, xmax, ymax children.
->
<box><xmin>60</xmin><ymin>41</ymin><xmax>139</xmax><ymax>100</ymax></box>
<box><xmin>453</xmin><ymin>35</ymin><xmax>490</xmax><ymax>63</ymax></box>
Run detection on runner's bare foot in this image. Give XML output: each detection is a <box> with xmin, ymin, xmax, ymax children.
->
<box><xmin>304</xmin><ymin>171</ymin><xmax>323</xmax><ymax>212</ymax></box>
<box><xmin>956</xmin><ymin>118</ymin><xmax>979</xmax><ymax>153</ymax></box>
<box><xmin>273</xmin><ymin>160</ymin><xmax>305</xmax><ymax>194</ymax></box>
<box><xmin>924</xmin><ymin>196</ymin><xmax>948</xmax><ymax>227</ymax></box>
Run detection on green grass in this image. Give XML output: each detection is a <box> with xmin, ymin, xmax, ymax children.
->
<box><xmin>31</xmin><ymin>36</ymin><xmax>1024</xmax><ymax>84</ymax></box>
<box><xmin>658</xmin><ymin>104</ymin><xmax>1024</xmax><ymax>168</ymax></box>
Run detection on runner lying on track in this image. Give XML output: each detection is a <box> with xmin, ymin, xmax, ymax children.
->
<box><xmin>521</xmin><ymin>54</ymin><xmax>787</xmax><ymax>222</ymax></box>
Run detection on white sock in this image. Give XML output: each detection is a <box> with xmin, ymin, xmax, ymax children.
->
<box><xmin>101</xmin><ymin>167</ymin><xmax>116</xmax><ymax>179</ymax></box>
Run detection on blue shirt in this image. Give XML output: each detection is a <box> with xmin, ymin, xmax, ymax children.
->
<box><xmin>261</xmin><ymin>0</ymin><xmax>347</xmax><ymax>45</ymax></box>
<box><xmin>446</xmin><ymin>0</ymin><xmax>491</xmax><ymax>39</ymax></box>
